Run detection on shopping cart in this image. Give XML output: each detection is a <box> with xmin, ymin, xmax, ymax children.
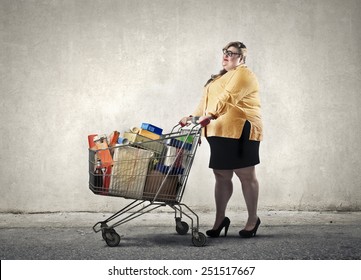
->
<box><xmin>88</xmin><ymin>120</ymin><xmax>208</xmax><ymax>247</ymax></box>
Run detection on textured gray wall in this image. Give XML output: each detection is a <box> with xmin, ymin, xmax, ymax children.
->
<box><xmin>1</xmin><ymin>0</ymin><xmax>360</xmax><ymax>213</ymax></box>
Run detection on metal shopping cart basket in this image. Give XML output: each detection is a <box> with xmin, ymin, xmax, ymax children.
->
<box><xmin>88</xmin><ymin>121</ymin><xmax>207</xmax><ymax>247</ymax></box>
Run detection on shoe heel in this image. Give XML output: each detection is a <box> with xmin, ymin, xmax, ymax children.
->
<box><xmin>224</xmin><ymin>218</ymin><xmax>231</xmax><ymax>237</ymax></box>
<box><xmin>224</xmin><ymin>224</ymin><xmax>229</xmax><ymax>237</ymax></box>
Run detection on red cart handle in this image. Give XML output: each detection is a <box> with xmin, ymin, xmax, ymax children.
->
<box><xmin>198</xmin><ymin>117</ymin><xmax>210</xmax><ymax>127</ymax></box>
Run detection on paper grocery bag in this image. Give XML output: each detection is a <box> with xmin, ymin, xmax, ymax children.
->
<box><xmin>109</xmin><ymin>146</ymin><xmax>154</xmax><ymax>199</ymax></box>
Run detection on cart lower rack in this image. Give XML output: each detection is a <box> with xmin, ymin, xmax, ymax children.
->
<box><xmin>88</xmin><ymin>123</ymin><xmax>206</xmax><ymax>247</ymax></box>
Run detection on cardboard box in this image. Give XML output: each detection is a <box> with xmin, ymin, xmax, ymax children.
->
<box><xmin>138</xmin><ymin>129</ymin><xmax>161</xmax><ymax>140</ymax></box>
<box><xmin>123</xmin><ymin>132</ymin><xmax>164</xmax><ymax>154</ymax></box>
<box><xmin>141</xmin><ymin>123</ymin><xmax>163</xmax><ymax>135</ymax></box>
<box><xmin>143</xmin><ymin>170</ymin><xmax>179</xmax><ymax>202</ymax></box>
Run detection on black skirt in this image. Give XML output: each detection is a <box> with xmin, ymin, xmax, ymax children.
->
<box><xmin>206</xmin><ymin>121</ymin><xmax>260</xmax><ymax>170</ymax></box>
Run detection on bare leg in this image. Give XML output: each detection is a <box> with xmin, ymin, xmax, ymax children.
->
<box><xmin>211</xmin><ymin>169</ymin><xmax>234</xmax><ymax>229</ymax></box>
<box><xmin>234</xmin><ymin>166</ymin><xmax>259</xmax><ymax>230</ymax></box>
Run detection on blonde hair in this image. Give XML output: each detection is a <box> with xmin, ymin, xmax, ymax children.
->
<box><xmin>205</xmin><ymin>41</ymin><xmax>247</xmax><ymax>87</ymax></box>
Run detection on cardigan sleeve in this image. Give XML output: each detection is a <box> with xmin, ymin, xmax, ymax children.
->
<box><xmin>192</xmin><ymin>90</ymin><xmax>207</xmax><ymax>117</ymax></box>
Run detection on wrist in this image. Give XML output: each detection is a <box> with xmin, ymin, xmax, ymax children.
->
<box><xmin>206</xmin><ymin>113</ymin><xmax>217</xmax><ymax>120</ymax></box>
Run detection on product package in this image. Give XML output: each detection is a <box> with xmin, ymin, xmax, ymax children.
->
<box><xmin>138</xmin><ymin>129</ymin><xmax>161</xmax><ymax>140</ymax></box>
<box><xmin>123</xmin><ymin>132</ymin><xmax>164</xmax><ymax>154</ymax></box>
<box><xmin>165</xmin><ymin>138</ymin><xmax>192</xmax><ymax>151</ymax></box>
<box><xmin>142</xmin><ymin>170</ymin><xmax>179</xmax><ymax>202</ymax></box>
<box><xmin>141</xmin><ymin>123</ymin><xmax>163</xmax><ymax>135</ymax></box>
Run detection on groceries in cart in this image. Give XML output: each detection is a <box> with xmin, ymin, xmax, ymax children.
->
<box><xmin>88</xmin><ymin>121</ymin><xmax>207</xmax><ymax>247</ymax></box>
<box><xmin>88</xmin><ymin>122</ymin><xmax>196</xmax><ymax>202</ymax></box>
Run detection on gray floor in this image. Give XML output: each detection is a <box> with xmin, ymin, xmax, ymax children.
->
<box><xmin>1</xmin><ymin>210</ymin><xmax>360</xmax><ymax>260</ymax></box>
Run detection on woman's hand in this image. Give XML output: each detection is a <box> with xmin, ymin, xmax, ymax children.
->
<box><xmin>179</xmin><ymin>115</ymin><xmax>212</xmax><ymax>127</ymax></box>
<box><xmin>179</xmin><ymin>116</ymin><xmax>192</xmax><ymax>127</ymax></box>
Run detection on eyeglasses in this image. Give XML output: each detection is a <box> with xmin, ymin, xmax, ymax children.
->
<box><xmin>222</xmin><ymin>49</ymin><xmax>241</xmax><ymax>57</ymax></box>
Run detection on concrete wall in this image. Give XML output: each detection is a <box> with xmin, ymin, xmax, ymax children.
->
<box><xmin>1</xmin><ymin>0</ymin><xmax>360</xmax><ymax>213</ymax></box>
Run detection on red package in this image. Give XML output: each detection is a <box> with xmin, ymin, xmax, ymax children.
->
<box><xmin>88</xmin><ymin>134</ymin><xmax>98</xmax><ymax>149</ymax></box>
<box><xmin>94</xmin><ymin>136</ymin><xmax>113</xmax><ymax>168</ymax></box>
<box><xmin>108</xmin><ymin>131</ymin><xmax>120</xmax><ymax>147</ymax></box>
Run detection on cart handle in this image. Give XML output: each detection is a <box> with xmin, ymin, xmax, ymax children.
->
<box><xmin>197</xmin><ymin>117</ymin><xmax>211</xmax><ymax>127</ymax></box>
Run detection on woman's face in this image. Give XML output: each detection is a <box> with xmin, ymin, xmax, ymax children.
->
<box><xmin>222</xmin><ymin>46</ymin><xmax>242</xmax><ymax>71</ymax></box>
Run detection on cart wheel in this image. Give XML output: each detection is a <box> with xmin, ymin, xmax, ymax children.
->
<box><xmin>102</xmin><ymin>228</ymin><xmax>115</xmax><ymax>241</ymax></box>
<box><xmin>192</xmin><ymin>232</ymin><xmax>206</xmax><ymax>247</ymax></box>
<box><xmin>104</xmin><ymin>230</ymin><xmax>120</xmax><ymax>247</ymax></box>
<box><xmin>176</xmin><ymin>221</ymin><xmax>189</xmax><ymax>235</ymax></box>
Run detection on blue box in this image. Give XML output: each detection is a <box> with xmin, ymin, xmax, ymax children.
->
<box><xmin>141</xmin><ymin>123</ymin><xmax>163</xmax><ymax>135</ymax></box>
<box><xmin>165</xmin><ymin>138</ymin><xmax>192</xmax><ymax>151</ymax></box>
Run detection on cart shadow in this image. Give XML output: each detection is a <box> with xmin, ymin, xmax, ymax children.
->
<box><xmin>114</xmin><ymin>232</ymin><xmax>198</xmax><ymax>248</ymax></box>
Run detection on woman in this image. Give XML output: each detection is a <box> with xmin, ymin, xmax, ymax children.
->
<box><xmin>180</xmin><ymin>41</ymin><xmax>263</xmax><ymax>238</ymax></box>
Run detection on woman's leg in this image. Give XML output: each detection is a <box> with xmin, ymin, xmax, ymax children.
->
<box><xmin>211</xmin><ymin>169</ymin><xmax>234</xmax><ymax>229</ymax></box>
<box><xmin>234</xmin><ymin>166</ymin><xmax>259</xmax><ymax>230</ymax></box>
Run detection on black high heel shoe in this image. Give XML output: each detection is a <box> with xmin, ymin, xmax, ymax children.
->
<box><xmin>206</xmin><ymin>217</ymin><xmax>231</xmax><ymax>237</ymax></box>
<box><xmin>239</xmin><ymin>218</ymin><xmax>261</xmax><ymax>238</ymax></box>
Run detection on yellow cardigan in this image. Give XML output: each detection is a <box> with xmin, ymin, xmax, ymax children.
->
<box><xmin>192</xmin><ymin>64</ymin><xmax>263</xmax><ymax>141</ymax></box>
